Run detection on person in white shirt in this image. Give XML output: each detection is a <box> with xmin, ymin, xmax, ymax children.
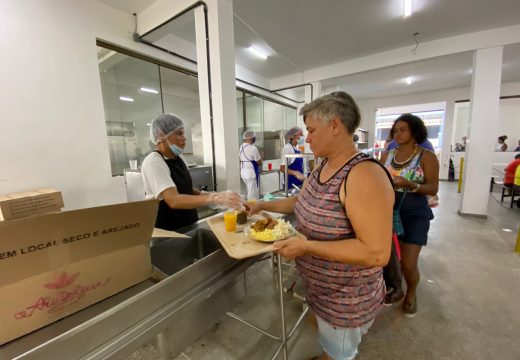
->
<box><xmin>239</xmin><ymin>130</ymin><xmax>262</xmax><ymax>200</ymax></box>
<box><xmin>142</xmin><ymin>113</ymin><xmax>241</xmax><ymax>230</ymax></box>
<box><xmin>280</xmin><ymin>127</ymin><xmax>306</xmax><ymax>191</ymax></box>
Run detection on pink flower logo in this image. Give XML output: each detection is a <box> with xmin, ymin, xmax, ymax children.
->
<box><xmin>43</xmin><ymin>272</ymin><xmax>80</xmax><ymax>290</ymax></box>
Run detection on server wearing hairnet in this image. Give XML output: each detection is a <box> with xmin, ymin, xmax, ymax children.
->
<box><xmin>239</xmin><ymin>130</ymin><xmax>262</xmax><ymax>200</ymax></box>
<box><xmin>142</xmin><ymin>114</ymin><xmax>241</xmax><ymax>230</ymax></box>
<box><xmin>280</xmin><ymin>126</ymin><xmax>305</xmax><ymax>190</ymax></box>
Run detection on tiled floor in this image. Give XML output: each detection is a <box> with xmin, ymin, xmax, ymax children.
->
<box><xmin>134</xmin><ymin>182</ymin><xmax>520</xmax><ymax>360</ymax></box>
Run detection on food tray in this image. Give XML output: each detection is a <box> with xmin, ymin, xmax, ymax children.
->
<box><xmin>207</xmin><ymin>214</ymin><xmax>276</xmax><ymax>259</ymax></box>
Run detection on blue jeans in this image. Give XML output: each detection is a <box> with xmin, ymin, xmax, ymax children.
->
<box><xmin>316</xmin><ymin>315</ymin><xmax>374</xmax><ymax>360</ymax></box>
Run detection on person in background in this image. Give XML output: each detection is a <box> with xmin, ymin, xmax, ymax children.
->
<box><xmin>380</xmin><ymin>113</ymin><xmax>439</xmax><ymax>318</ymax></box>
<box><xmin>280</xmin><ymin>126</ymin><xmax>306</xmax><ymax>191</ymax></box>
<box><xmin>248</xmin><ymin>92</ymin><xmax>393</xmax><ymax>360</ymax></box>
<box><xmin>503</xmin><ymin>154</ymin><xmax>520</xmax><ymax>187</ymax></box>
<box><xmin>514</xmin><ymin>139</ymin><xmax>520</xmax><ymax>152</ymax></box>
<box><xmin>496</xmin><ymin>135</ymin><xmax>508</xmax><ymax>152</ymax></box>
<box><xmin>239</xmin><ymin>130</ymin><xmax>262</xmax><ymax>200</ymax></box>
<box><xmin>142</xmin><ymin>113</ymin><xmax>241</xmax><ymax>231</ymax></box>
<box><xmin>454</xmin><ymin>136</ymin><xmax>467</xmax><ymax>152</ymax></box>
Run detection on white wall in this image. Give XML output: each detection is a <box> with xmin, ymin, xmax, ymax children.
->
<box><xmin>452</xmin><ymin>97</ymin><xmax>520</xmax><ymax>151</ymax></box>
<box><xmin>0</xmin><ymin>0</ymin><xmax>288</xmax><ymax>210</ymax></box>
<box><xmin>498</xmin><ymin>98</ymin><xmax>520</xmax><ymax>149</ymax></box>
<box><xmin>452</xmin><ymin>104</ymin><xmax>471</xmax><ymax>146</ymax></box>
<box><xmin>0</xmin><ymin>0</ymin><xmax>134</xmax><ymax>210</ymax></box>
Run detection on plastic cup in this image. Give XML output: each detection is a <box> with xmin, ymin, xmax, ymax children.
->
<box><xmin>268</xmin><ymin>163</ymin><xmax>272</xmax><ymax>171</ymax></box>
<box><xmin>129</xmin><ymin>160</ymin><xmax>138</xmax><ymax>170</ymax></box>
<box><xmin>223</xmin><ymin>210</ymin><xmax>237</xmax><ymax>232</ymax></box>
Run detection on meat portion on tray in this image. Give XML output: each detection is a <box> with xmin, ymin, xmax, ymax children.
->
<box><xmin>250</xmin><ymin>218</ymin><xmax>278</xmax><ymax>232</ymax></box>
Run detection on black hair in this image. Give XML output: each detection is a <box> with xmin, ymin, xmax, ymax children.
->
<box><xmin>515</xmin><ymin>153</ymin><xmax>520</xmax><ymax>160</ymax></box>
<box><xmin>390</xmin><ymin>113</ymin><xmax>428</xmax><ymax>144</ymax></box>
<box><xmin>498</xmin><ymin>135</ymin><xmax>507</xmax><ymax>142</ymax></box>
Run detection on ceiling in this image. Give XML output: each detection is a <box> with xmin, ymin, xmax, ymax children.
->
<box><xmin>98</xmin><ymin>0</ymin><xmax>520</xmax><ymax>100</ymax></box>
<box><xmin>325</xmin><ymin>43</ymin><xmax>520</xmax><ymax>100</ymax></box>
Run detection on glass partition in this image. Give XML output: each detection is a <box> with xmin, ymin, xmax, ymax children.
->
<box><xmin>244</xmin><ymin>93</ymin><xmax>264</xmax><ymax>158</ymax></box>
<box><xmin>98</xmin><ymin>44</ymin><xmax>298</xmax><ymax>176</ymax></box>
<box><xmin>98</xmin><ymin>49</ymin><xmax>162</xmax><ymax>175</ymax></box>
<box><xmin>286</xmin><ymin>107</ymin><xmax>297</xmax><ymax>129</ymax></box>
<box><xmin>160</xmin><ymin>67</ymin><xmax>202</xmax><ymax>165</ymax></box>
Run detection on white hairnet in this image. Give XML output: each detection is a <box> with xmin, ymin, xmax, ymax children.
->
<box><xmin>285</xmin><ymin>126</ymin><xmax>302</xmax><ymax>140</ymax></box>
<box><xmin>243</xmin><ymin>130</ymin><xmax>256</xmax><ymax>140</ymax></box>
<box><xmin>149</xmin><ymin>113</ymin><xmax>184</xmax><ymax>144</ymax></box>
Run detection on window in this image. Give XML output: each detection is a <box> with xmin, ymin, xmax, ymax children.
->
<box><xmin>375</xmin><ymin>110</ymin><xmax>445</xmax><ymax>150</ymax></box>
<box><xmin>98</xmin><ymin>45</ymin><xmax>205</xmax><ymax>176</ymax></box>
<box><xmin>238</xmin><ymin>91</ymin><xmax>297</xmax><ymax>161</ymax></box>
<box><xmin>98</xmin><ymin>43</ymin><xmax>298</xmax><ymax>176</ymax></box>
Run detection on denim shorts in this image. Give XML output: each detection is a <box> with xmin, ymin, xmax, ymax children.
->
<box><xmin>316</xmin><ymin>315</ymin><xmax>374</xmax><ymax>360</ymax></box>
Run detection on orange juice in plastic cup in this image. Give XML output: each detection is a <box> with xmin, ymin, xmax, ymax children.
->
<box><xmin>246</xmin><ymin>199</ymin><xmax>257</xmax><ymax>205</ymax></box>
<box><xmin>223</xmin><ymin>210</ymin><xmax>237</xmax><ymax>232</ymax></box>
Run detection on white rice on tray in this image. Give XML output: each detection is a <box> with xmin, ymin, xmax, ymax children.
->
<box><xmin>250</xmin><ymin>219</ymin><xmax>294</xmax><ymax>241</ymax></box>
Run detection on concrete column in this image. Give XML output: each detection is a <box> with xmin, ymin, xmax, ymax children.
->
<box><xmin>459</xmin><ymin>46</ymin><xmax>503</xmax><ymax>216</ymax></box>
<box><xmin>439</xmin><ymin>100</ymin><xmax>455</xmax><ymax>180</ymax></box>
<box><xmin>194</xmin><ymin>0</ymin><xmax>239</xmax><ymax>192</ymax></box>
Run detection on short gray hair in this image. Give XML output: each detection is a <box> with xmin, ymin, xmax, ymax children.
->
<box><xmin>299</xmin><ymin>91</ymin><xmax>361</xmax><ymax>134</ymax></box>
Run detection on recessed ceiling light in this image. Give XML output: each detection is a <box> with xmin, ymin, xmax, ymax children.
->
<box><xmin>119</xmin><ymin>96</ymin><xmax>134</xmax><ymax>102</ymax></box>
<box><xmin>404</xmin><ymin>0</ymin><xmax>413</xmax><ymax>17</ymax></box>
<box><xmin>248</xmin><ymin>46</ymin><xmax>268</xmax><ymax>60</ymax></box>
<box><xmin>146</xmin><ymin>123</ymin><xmax>151</xmax><ymax>126</ymax></box>
<box><xmin>502</xmin><ymin>228</ymin><xmax>513</xmax><ymax>232</ymax></box>
<box><xmin>140</xmin><ymin>87</ymin><xmax>159</xmax><ymax>94</ymax></box>
<box><xmin>405</xmin><ymin>77</ymin><xmax>413</xmax><ymax>85</ymax></box>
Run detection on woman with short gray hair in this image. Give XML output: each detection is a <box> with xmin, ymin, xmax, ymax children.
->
<box><xmin>247</xmin><ymin>92</ymin><xmax>394</xmax><ymax>360</ymax></box>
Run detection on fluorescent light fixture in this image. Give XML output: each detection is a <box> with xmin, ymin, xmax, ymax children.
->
<box><xmin>146</xmin><ymin>123</ymin><xmax>151</xmax><ymax>126</ymax></box>
<box><xmin>404</xmin><ymin>0</ymin><xmax>413</xmax><ymax>17</ymax></box>
<box><xmin>502</xmin><ymin>228</ymin><xmax>513</xmax><ymax>232</ymax></box>
<box><xmin>119</xmin><ymin>96</ymin><xmax>134</xmax><ymax>102</ymax></box>
<box><xmin>405</xmin><ymin>77</ymin><xmax>413</xmax><ymax>85</ymax></box>
<box><xmin>140</xmin><ymin>87</ymin><xmax>159</xmax><ymax>94</ymax></box>
<box><xmin>248</xmin><ymin>46</ymin><xmax>268</xmax><ymax>60</ymax></box>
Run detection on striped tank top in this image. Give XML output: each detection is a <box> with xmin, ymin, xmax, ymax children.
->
<box><xmin>294</xmin><ymin>153</ymin><xmax>385</xmax><ymax>328</ymax></box>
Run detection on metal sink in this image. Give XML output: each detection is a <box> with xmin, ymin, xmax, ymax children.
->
<box><xmin>150</xmin><ymin>228</ymin><xmax>222</xmax><ymax>276</ymax></box>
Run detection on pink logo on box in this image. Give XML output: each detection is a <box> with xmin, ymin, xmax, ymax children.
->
<box><xmin>14</xmin><ymin>272</ymin><xmax>111</xmax><ymax>320</ymax></box>
<box><xmin>43</xmin><ymin>272</ymin><xmax>80</xmax><ymax>289</ymax></box>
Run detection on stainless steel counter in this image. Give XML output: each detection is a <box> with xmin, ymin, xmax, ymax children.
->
<box><xmin>1</xmin><ymin>220</ymin><xmax>260</xmax><ymax>360</ymax></box>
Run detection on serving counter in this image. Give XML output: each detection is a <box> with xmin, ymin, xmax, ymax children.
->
<box><xmin>1</xmin><ymin>214</ymin><xmax>305</xmax><ymax>360</ymax></box>
<box><xmin>0</xmin><ymin>219</ymin><xmax>259</xmax><ymax>359</ymax></box>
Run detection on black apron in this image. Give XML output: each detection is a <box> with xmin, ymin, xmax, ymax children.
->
<box><xmin>154</xmin><ymin>151</ymin><xmax>198</xmax><ymax>231</ymax></box>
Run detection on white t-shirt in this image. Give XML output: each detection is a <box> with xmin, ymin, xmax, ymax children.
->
<box><xmin>141</xmin><ymin>152</ymin><xmax>177</xmax><ymax>200</ymax></box>
<box><xmin>239</xmin><ymin>143</ymin><xmax>261</xmax><ymax>179</ymax></box>
<box><xmin>281</xmin><ymin>143</ymin><xmax>297</xmax><ymax>166</ymax></box>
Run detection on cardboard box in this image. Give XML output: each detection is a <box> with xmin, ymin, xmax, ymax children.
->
<box><xmin>0</xmin><ymin>199</ymin><xmax>158</xmax><ymax>345</ymax></box>
<box><xmin>0</xmin><ymin>188</ymin><xmax>64</xmax><ymax>221</ymax></box>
